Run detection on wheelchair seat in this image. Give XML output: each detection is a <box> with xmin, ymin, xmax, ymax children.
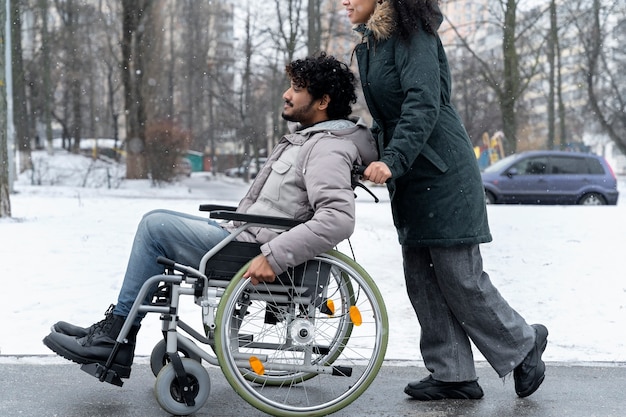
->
<box><xmin>204</xmin><ymin>241</ymin><xmax>261</xmax><ymax>279</ymax></box>
<box><xmin>204</xmin><ymin>240</ymin><xmax>333</xmax><ymax>324</ymax></box>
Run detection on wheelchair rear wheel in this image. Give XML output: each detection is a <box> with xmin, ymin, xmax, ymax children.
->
<box><xmin>214</xmin><ymin>250</ymin><xmax>388</xmax><ymax>417</ymax></box>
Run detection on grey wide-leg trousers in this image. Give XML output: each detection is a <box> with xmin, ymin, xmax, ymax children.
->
<box><xmin>402</xmin><ymin>244</ymin><xmax>535</xmax><ymax>381</ymax></box>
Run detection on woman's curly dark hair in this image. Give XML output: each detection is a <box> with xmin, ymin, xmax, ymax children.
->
<box><xmin>391</xmin><ymin>0</ymin><xmax>443</xmax><ymax>40</ymax></box>
<box><xmin>285</xmin><ymin>52</ymin><xmax>357</xmax><ymax>120</ymax></box>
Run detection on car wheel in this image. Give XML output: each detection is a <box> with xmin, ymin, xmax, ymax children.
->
<box><xmin>578</xmin><ymin>193</ymin><xmax>606</xmax><ymax>205</ymax></box>
<box><xmin>484</xmin><ymin>191</ymin><xmax>496</xmax><ymax>205</ymax></box>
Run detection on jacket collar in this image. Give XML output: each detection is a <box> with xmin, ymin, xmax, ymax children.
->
<box><xmin>355</xmin><ymin>1</ymin><xmax>396</xmax><ymax>42</ymax></box>
<box><xmin>288</xmin><ymin>119</ymin><xmax>357</xmax><ymax>135</ymax></box>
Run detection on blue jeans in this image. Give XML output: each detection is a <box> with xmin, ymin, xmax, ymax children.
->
<box><xmin>402</xmin><ymin>244</ymin><xmax>535</xmax><ymax>381</ymax></box>
<box><xmin>113</xmin><ymin>209</ymin><xmax>231</xmax><ymax>325</ymax></box>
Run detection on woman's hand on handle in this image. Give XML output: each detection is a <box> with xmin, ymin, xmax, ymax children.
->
<box><xmin>363</xmin><ymin>161</ymin><xmax>392</xmax><ymax>184</ymax></box>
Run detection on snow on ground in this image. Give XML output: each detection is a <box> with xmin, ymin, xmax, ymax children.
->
<box><xmin>1</xmin><ymin>150</ymin><xmax>625</xmax><ymax>367</ymax></box>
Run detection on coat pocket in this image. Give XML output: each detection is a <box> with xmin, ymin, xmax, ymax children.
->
<box><xmin>421</xmin><ymin>144</ymin><xmax>449</xmax><ymax>173</ymax></box>
<box><xmin>262</xmin><ymin>159</ymin><xmax>292</xmax><ymax>202</ymax></box>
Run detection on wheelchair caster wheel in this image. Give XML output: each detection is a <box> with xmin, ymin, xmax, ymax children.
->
<box><xmin>154</xmin><ymin>358</ymin><xmax>210</xmax><ymax>416</ymax></box>
<box><xmin>150</xmin><ymin>338</ymin><xmax>202</xmax><ymax>377</ymax></box>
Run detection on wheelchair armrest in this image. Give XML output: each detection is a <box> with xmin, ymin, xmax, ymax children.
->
<box><xmin>209</xmin><ymin>210</ymin><xmax>303</xmax><ymax>229</ymax></box>
<box><xmin>199</xmin><ymin>204</ymin><xmax>238</xmax><ymax>212</ymax></box>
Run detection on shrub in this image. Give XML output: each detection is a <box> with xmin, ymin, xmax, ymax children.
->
<box><xmin>145</xmin><ymin>121</ymin><xmax>191</xmax><ymax>184</ymax></box>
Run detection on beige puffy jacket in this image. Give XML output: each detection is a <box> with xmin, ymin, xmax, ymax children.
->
<box><xmin>228</xmin><ymin>118</ymin><xmax>377</xmax><ymax>274</ymax></box>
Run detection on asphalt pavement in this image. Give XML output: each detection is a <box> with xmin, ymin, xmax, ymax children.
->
<box><xmin>1</xmin><ymin>357</ymin><xmax>625</xmax><ymax>417</ymax></box>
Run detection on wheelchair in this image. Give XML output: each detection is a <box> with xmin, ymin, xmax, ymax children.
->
<box><xmin>81</xmin><ymin>188</ymin><xmax>388</xmax><ymax>416</ymax></box>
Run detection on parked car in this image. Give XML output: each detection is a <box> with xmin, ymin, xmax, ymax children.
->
<box><xmin>481</xmin><ymin>150</ymin><xmax>619</xmax><ymax>205</ymax></box>
<box><xmin>224</xmin><ymin>157</ymin><xmax>267</xmax><ymax>179</ymax></box>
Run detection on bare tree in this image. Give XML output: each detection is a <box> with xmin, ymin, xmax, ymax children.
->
<box><xmin>38</xmin><ymin>0</ymin><xmax>53</xmax><ymax>152</ymax></box>
<box><xmin>176</xmin><ymin>0</ymin><xmax>213</xmax><ymax>151</ymax></box>
<box><xmin>569</xmin><ymin>0</ymin><xmax>626</xmax><ymax>155</ymax></box>
<box><xmin>307</xmin><ymin>0</ymin><xmax>321</xmax><ymax>55</ymax></box>
<box><xmin>239</xmin><ymin>7</ymin><xmax>257</xmax><ymax>181</ymax></box>
<box><xmin>5</xmin><ymin>0</ymin><xmax>410</xmax><ymax>187</ymax></box>
<box><xmin>1</xmin><ymin>0</ymin><xmax>11</xmax><ymax>217</ymax></box>
<box><xmin>546</xmin><ymin>0</ymin><xmax>557</xmax><ymax>150</ymax></box>
<box><xmin>53</xmin><ymin>0</ymin><xmax>85</xmax><ymax>153</ymax></box>
<box><xmin>543</xmin><ymin>0</ymin><xmax>571</xmax><ymax>150</ymax></box>
<box><xmin>443</xmin><ymin>0</ymin><xmax>546</xmax><ymax>153</ymax></box>
<box><xmin>254</xmin><ymin>0</ymin><xmax>307</xmax><ymax>146</ymax></box>
<box><xmin>120</xmin><ymin>0</ymin><xmax>155</xmax><ymax>179</ymax></box>
<box><xmin>11</xmin><ymin>0</ymin><xmax>32</xmax><ymax>171</ymax></box>
<box><xmin>447</xmin><ymin>49</ymin><xmax>501</xmax><ymax>145</ymax></box>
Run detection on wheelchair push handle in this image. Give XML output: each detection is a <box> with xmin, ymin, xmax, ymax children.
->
<box><xmin>352</xmin><ymin>164</ymin><xmax>367</xmax><ymax>176</ymax></box>
<box><xmin>351</xmin><ymin>164</ymin><xmax>380</xmax><ymax>203</ymax></box>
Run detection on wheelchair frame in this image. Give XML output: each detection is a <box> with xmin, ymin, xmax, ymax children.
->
<box><xmin>81</xmin><ymin>204</ymin><xmax>389</xmax><ymax>417</ymax></box>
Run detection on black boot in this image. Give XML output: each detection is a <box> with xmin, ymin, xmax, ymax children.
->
<box><xmin>43</xmin><ymin>313</ymin><xmax>140</xmax><ymax>378</ymax></box>
<box><xmin>52</xmin><ymin>304</ymin><xmax>115</xmax><ymax>338</ymax></box>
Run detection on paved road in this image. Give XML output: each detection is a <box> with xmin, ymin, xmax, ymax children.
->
<box><xmin>1</xmin><ymin>358</ymin><xmax>625</xmax><ymax>417</ymax></box>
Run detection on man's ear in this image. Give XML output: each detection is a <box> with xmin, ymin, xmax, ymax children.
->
<box><xmin>318</xmin><ymin>94</ymin><xmax>330</xmax><ymax>110</ymax></box>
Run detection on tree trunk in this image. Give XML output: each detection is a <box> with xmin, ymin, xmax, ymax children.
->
<box><xmin>546</xmin><ymin>0</ymin><xmax>556</xmax><ymax>150</ymax></box>
<box><xmin>1</xmin><ymin>0</ymin><xmax>12</xmax><ymax>217</ymax></box>
<box><xmin>500</xmin><ymin>0</ymin><xmax>519</xmax><ymax>154</ymax></box>
<box><xmin>556</xmin><ymin>18</ymin><xmax>566</xmax><ymax>149</ymax></box>
<box><xmin>584</xmin><ymin>0</ymin><xmax>626</xmax><ymax>156</ymax></box>
<box><xmin>307</xmin><ymin>0</ymin><xmax>321</xmax><ymax>56</ymax></box>
<box><xmin>39</xmin><ymin>0</ymin><xmax>53</xmax><ymax>153</ymax></box>
<box><xmin>121</xmin><ymin>0</ymin><xmax>151</xmax><ymax>179</ymax></box>
<box><xmin>11</xmin><ymin>0</ymin><xmax>31</xmax><ymax>171</ymax></box>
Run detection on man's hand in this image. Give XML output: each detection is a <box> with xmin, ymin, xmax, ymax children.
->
<box><xmin>363</xmin><ymin>161</ymin><xmax>392</xmax><ymax>184</ymax></box>
<box><xmin>243</xmin><ymin>254</ymin><xmax>277</xmax><ymax>285</ymax></box>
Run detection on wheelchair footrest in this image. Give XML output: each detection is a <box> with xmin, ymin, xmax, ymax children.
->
<box><xmin>80</xmin><ymin>363</ymin><xmax>124</xmax><ymax>387</ymax></box>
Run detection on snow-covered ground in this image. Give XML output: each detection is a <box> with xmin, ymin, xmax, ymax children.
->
<box><xmin>1</xmin><ymin>151</ymin><xmax>625</xmax><ymax>366</ymax></box>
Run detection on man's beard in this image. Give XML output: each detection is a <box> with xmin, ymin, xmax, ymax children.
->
<box><xmin>281</xmin><ymin>100</ymin><xmax>315</xmax><ymax>123</ymax></box>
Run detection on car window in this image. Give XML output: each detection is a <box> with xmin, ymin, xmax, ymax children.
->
<box><xmin>585</xmin><ymin>158</ymin><xmax>606</xmax><ymax>175</ymax></box>
<box><xmin>512</xmin><ymin>157</ymin><xmax>548</xmax><ymax>175</ymax></box>
<box><xmin>549</xmin><ymin>156</ymin><xmax>589</xmax><ymax>174</ymax></box>
<box><xmin>483</xmin><ymin>153</ymin><xmax>520</xmax><ymax>173</ymax></box>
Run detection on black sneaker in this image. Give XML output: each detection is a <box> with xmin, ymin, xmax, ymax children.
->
<box><xmin>514</xmin><ymin>323</ymin><xmax>548</xmax><ymax>398</ymax></box>
<box><xmin>404</xmin><ymin>375</ymin><xmax>484</xmax><ymax>400</ymax></box>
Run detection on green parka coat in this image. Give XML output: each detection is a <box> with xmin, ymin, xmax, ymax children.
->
<box><xmin>354</xmin><ymin>2</ymin><xmax>492</xmax><ymax>247</ymax></box>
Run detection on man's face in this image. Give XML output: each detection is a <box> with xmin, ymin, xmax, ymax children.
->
<box><xmin>281</xmin><ymin>81</ymin><xmax>317</xmax><ymax>125</ymax></box>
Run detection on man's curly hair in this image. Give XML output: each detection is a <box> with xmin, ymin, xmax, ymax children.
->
<box><xmin>285</xmin><ymin>52</ymin><xmax>357</xmax><ymax>120</ymax></box>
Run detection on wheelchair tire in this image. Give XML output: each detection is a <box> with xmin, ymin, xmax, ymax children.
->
<box><xmin>214</xmin><ymin>250</ymin><xmax>388</xmax><ymax>417</ymax></box>
<box><xmin>154</xmin><ymin>358</ymin><xmax>210</xmax><ymax>416</ymax></box>
<box><xmin>150</xmin><ymin>338</ymin><xmax>202</xmax><ymax>377</ymax></box>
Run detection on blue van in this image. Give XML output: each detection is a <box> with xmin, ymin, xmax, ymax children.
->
<box><xmin>481</xmin><ymin>150</ymin><xmax>619</xmax><ymax>205</ymax></box>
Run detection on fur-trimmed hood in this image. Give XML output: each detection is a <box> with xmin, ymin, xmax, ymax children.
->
<box><xmin>355</xmin><ymin>1</ymin><xmax>444</xmax><ymax>42</ymax></box>
<box><xmin>357</xmin><ymin>1</ymin><xmax>397</xmax><ymax>41</ymax></box>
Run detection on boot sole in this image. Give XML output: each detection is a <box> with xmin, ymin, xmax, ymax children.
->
<box><xmin>43</xmin><ymin>335</ymin><xmax>132</xmax><ymax>378</ymax></box>
<box><xmin>404</xmin><ymin>378</ymin><xmax>484</xmax><ymax>401</ymax></box>
<box><xmin>404</xmin><ymin>386</ymin><xmax>484</xmax><ymax>401</ymax></box>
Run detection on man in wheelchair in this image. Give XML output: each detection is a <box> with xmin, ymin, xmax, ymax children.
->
<box><xmin>43</xmin><ymin>52</ymin><xmax>377</xmax><ymax>379</ymax></box>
